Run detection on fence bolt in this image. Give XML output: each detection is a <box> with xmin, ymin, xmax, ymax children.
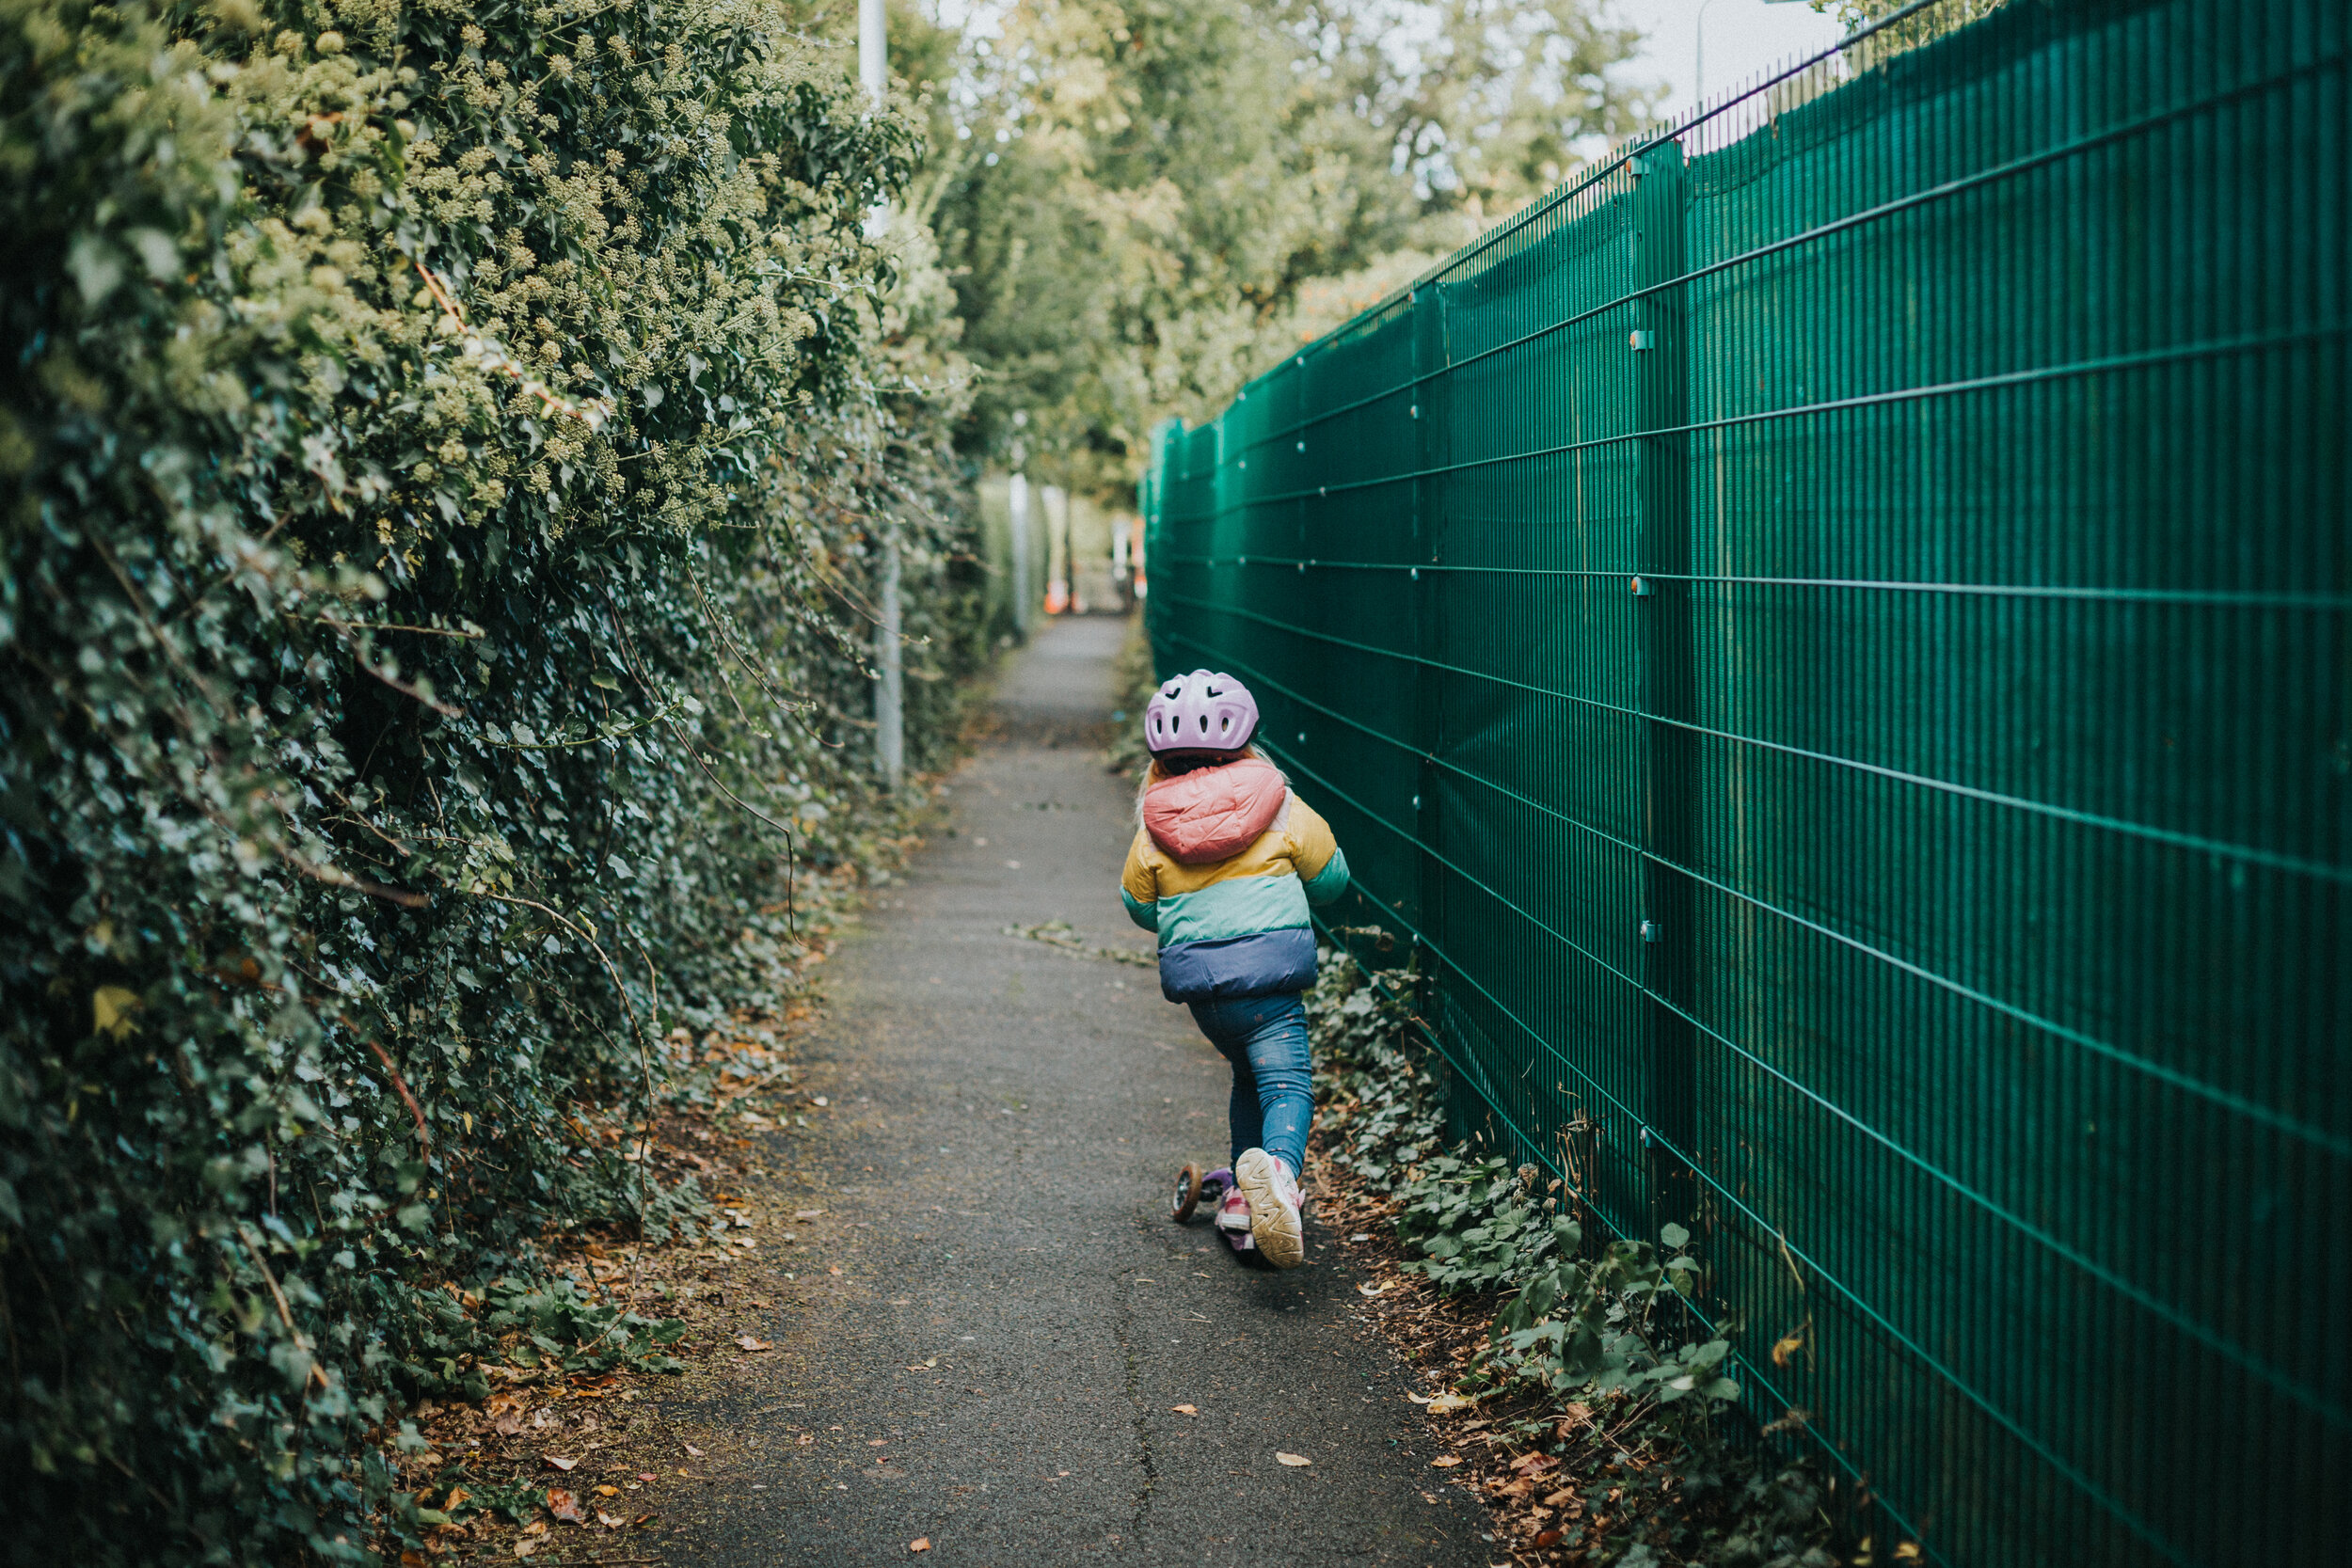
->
<box><xmin>1296</xmin><ymin>561</ymin><xmax>1306</xmax><ymax>573</ymax></box>
<box><xmin>1409</xmin><ymin>404</ymin><xmax>1420</xmax><ymax>419</ymax></box>
<box><xmin>1412</xmin><ymin>795</ymin><xmax>1421</xmax><ymax>810</ymax></box>
<box><xmin>1296</xmin><ymin>440</ymin><xmax>1305</xmax><ymax>451</ymax></box>
<box><xmin>1640</xmin><ymin>919</ymin><xmax>1663</xmax><ymax>942</ymax></box>
<box><xmin>1410</xmin><ymin>567</ymin><xmax>1420</xmax><ymax>580</ymax></box>
<box><xmin>1630</xmin><ymin>576</ymin><xmax>1654</xmax><ymax>596</ymax></box>
<box><xmin>1629</xmin><ymin>329</ymin><xmax>1655</xmax><ymax>352</ymax></box>
<box><xmin>1296</xmin><ymin>731</ymin><xmax>1306</xmax><ymax>744</ymax></box>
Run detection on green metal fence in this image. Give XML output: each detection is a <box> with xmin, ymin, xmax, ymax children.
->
<box><xmin>1141</xmin><ymin>2</ymin><xmax>2348</xmax><ymax>1561</ymax></box>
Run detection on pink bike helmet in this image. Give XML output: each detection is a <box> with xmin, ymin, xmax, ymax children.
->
<box><xmin>1146</xmin><ymin>669</ymin><xmax>1259</xmax><ymax>764</ymax></box>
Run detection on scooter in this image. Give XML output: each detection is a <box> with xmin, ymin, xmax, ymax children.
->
<box><xmin>1169</xmin><ymin>1162</ymin><xmax>1271</xmax><ymax>1261</ymax></box>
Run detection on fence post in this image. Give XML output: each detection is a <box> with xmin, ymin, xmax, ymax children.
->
<box><xmin>1411</xmin><ymin>284</ymin><xmax>1452</xmax><ymax>943</ymax></box>
<box><xmin>1629</xmin><ymin>139</ymin><xmax>1698</xmax><ymax>1235</ymax></box>
<box><xmin>1409</xmin><ymin>282</ymin><xmax>1454</xmax><ymax>1090</ymax></box>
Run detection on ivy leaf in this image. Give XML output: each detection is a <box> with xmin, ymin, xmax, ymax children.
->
<box><xmin>66</xmin><ymin>233</ymin><xmax>124</xmax><ymax>304</ymax></box>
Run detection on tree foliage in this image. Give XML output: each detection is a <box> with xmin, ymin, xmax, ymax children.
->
<box><xmin>0</xmin><ymin>0</ymin><xmax>976</xmax><ymax>1557</ymax></box>
<box><xmin>928</xmin><ymin>0</ymin><xmax>1654</xmax><ymax>495</ymax></box>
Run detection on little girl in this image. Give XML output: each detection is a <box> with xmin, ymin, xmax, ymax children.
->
<box><xmin>1119</xmin><ymin>669</ymin><xmax>1349</xmax><ymax>1268</ymax></box>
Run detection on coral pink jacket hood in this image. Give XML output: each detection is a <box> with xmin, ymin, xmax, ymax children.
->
<box><xmin>1141</xmin><ymin>757</ymin><xmax>1288</xmax><ymax>865</ymax></box>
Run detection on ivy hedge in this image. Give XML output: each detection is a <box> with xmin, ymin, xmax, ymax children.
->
<box><xmin>0</xmin><ymin>0</ymin><xmax>977</xmax><ymax>1559</ymax></box>
<box><xmin>1307</xmin><ymin>957</ymin><xmax>1844</xmax><ymax>1564</ymax></box>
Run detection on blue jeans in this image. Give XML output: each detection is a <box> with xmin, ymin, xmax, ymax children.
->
<box><xmin>1187</xmin><ymin>991</ymin><xmax>1313</xmax><ymax>1175</ymax></box>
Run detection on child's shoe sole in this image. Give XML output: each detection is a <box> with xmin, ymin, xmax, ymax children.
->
<box><xmin>1234</xmin><ymin>1148</ymin><xmax>1304</xmax><ymax>1269</ymax></box>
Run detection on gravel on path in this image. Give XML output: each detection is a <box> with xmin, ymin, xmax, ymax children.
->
<box><xmin>654</xmin><ymin>616</ymin><xmax>1491</xmax><ymax>1568</ymax></box>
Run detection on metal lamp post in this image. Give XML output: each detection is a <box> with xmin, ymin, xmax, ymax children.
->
<box><xmin>861</xmin><ymin>0</ymin><xmax>903</xmax><ymax>790</ymax></box>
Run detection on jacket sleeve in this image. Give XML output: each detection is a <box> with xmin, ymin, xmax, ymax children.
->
<box><xmin>1288</xmin><ymin>798</ymin><xmax>1351</xmax><ymax>906</ymax></box>
<box><xmin>1120</xmin><ymin>830</ymin><xmax>1160</xmax><ymax>930</ymax></box>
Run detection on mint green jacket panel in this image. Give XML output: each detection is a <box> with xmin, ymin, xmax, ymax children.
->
<box><xmin>1152</xmin><ymin>872</ymin><xmax>1311</xmax><ymax>949</ymax></box>
<box><xmin>1303</xmin><ymin>846</ymin><xmax>1350</xmax><ymax>905</ymax></box>
<box><xmin>1121</xmin><ymin>887</ymin><xmax>1158</xmax><ymax>931</ymax></box>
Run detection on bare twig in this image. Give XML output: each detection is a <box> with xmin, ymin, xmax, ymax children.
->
<box><xmin>282</xmin><ymin>851</ymin><xmax>431</xmax><ymax>909</ymax></box>
<box><xmin>231</xmin><ymin>1227</ymin><xmax>331</xmax><ymax>1391</ymax></box>
<box><xmin>364</xmin><ymin>1038</ymin><xmax>433</xmax><ymax>1150</ymax></box>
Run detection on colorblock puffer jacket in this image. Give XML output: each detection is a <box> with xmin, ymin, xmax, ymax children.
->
<box><xmin>1120</xmin><ymin>756</ymin><xmax>1351</xmax><ymax>1003</ymax></box>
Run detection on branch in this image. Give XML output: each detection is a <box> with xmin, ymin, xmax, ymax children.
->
<box><xmin>364</xmin><ymin>1038</ymin><xmax>433</xmax><ymax>1150</ymax></box>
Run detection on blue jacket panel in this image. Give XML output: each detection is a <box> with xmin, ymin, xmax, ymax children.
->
<box><xmin>1155</xmin><ymin>926</ymin><xmax>1318</xmax><ymax>1004</ymax></box>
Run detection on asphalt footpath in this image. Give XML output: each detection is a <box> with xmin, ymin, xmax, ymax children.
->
<box><xmin>657</xmin><ymin>615</ymin><xmax>1489</xmax><ymax>1568</ymax></box>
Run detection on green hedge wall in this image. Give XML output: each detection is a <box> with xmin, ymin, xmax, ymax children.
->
<box><xmin>0</xmin><ymin>0</ymin><xmax>975</xmax><ymax>1558</ymax></box>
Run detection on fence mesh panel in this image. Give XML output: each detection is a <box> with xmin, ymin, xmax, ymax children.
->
<box><xmin>1142</xmin><ymin>2</ymin><xmax>2349</xmax><ymax>1562</ymax></box>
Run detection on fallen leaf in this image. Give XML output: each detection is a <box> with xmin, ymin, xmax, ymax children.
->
<box><xmin>828</xmin><ymin>1266</ymin><xmax>843</xmax><ymax>1276</ymax></box>
<box><xmin>1509</xmin><ymin>1452</ymin><xmax>1562</xmax><ymax>1476</ymax></box>
<box><xmin>546</xmin><ymin>1488</ymin><xmax>585</xmax><ymax>1524</ymax></box>
<box><xmin>597</xmin><ymin>1511</ymin><xmax>627</xmax><ymax>1529</ymax></box>
<box><xmin>493</xmin><ymin>1412</ymin><xmax>524</xmax><ymax>1436</ymax></box>
<box><xmin>735</xmin><ymin>1336</ymin><xmax>772</xmax><ymax>1352</ymax></box>
<box><xmin>1499</xmin><ymin>1478</ymin><xmax>1533</xmax><ymax>1497</ymax></box>
<box><xmin>595</xmin><ymin>1485</ymin><xmax>619</xmax><ymax>1497</ymax></box>
<box><xmin>909</xmin><ymin>1540</ymin><xmax>931</xmax><ymax>1554</ymax></box>
<box><xmin>542</xmin><ymin>1455</ymin><xmax>578</xmax><ymax>1472</ymax></box>
<box><xmin>1534</xmin><ymin>1529</ymin><xmax>1564</xmax><ymax>1547</ymax></box>
<box><xmin>1276</xmin><ymin>1452</ymin><xmax>1312</xmax><ymax>1467</ymax></box>
<box><xmin>1357</xmin><ymin>1283</ymin><xmax>1386</xmax><ymax>1297</ymax></box>
<box><xmin>1424</xmin><ymin>1392</ymin><xmax>1476</xmax><ymax>1415</ymax></box>
<box><xmin>1406</xmin><ymin>1392</ymin><xmax>1431</xmax><ymax>1404</ymax></box>
<box><xmin>637</xmin><ymin>1472</ymin><xmax>658</xmax><ymax>1481</ymax></box>
<box><xmin>521</xmin><ymin>1521</ymin><xmax>549</xmax><ymax>1537</ymax></box>
<box><xmin>445</xmin><ymin>1487</ymin><xmax>471</xmax><ymax>1511</ymax></box>
<box><xmin>513</xmin><ymin>1541</ymin><xmax>539</xmax><ymax>1560</ymax></box>
<box><xmin>794</xmin><ymin>1210</ymin><xmax>824</xmax><ymax>1220</ymax></box>
<box><xmin>684</xmin><ymin>1444</ymin><xmax>706</xmax><ymax>1457</ymax></box>
<box><xmin>868</xmin><ymin>1438</ymin><xmax>890</xmax><ymax>1447</ymax></box>
<box><xmin>797</xmin><ymin>1433</ymin><xmax>815</xmax><ymax>1445</ymax></box>
<box><xmin>1430</xmin><ymin>1455</ymin><xmax>1463</xmax><ymax>1468</ymax></box>
<box><xmin>1169</xmin><ymin>1404</ymin><xmax>1198</xmax><ymax>1416</ymax></box>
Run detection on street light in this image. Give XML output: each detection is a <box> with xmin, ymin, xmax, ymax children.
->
<box><xmin>860</xmin><ymin>0</ymin><xmax>903</xmax><ymax>789</ymax></box>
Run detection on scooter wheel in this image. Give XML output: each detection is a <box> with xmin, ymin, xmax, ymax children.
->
<box><xmin>1171</xmin><ymin>1163</ymin><xmax>1203</xmax><ymax>1224</ymax></box>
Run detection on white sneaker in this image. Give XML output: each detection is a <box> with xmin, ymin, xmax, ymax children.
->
<box><xmin>1234</xmin><ymin>1148</ymin><xmax>1305</xmax><ymax>1269</ymax></box>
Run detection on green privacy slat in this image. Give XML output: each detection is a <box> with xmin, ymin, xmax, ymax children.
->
<box><xmin>1141</xmin><ymin>3</ymin><xmax>2351</xmax><ymax>1565</ymax></box>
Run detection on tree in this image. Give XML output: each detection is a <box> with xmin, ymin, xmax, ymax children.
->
<box><xmin>922</xmin><ymin>0</ymin><xmax>1653</xmax><ymax>498</ymax></box>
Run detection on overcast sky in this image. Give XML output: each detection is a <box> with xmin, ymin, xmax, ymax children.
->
<box><xmin>1610</xmin><ymin>0</ymin><xmax>1849</xmax><ymax>122</ymax></box>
